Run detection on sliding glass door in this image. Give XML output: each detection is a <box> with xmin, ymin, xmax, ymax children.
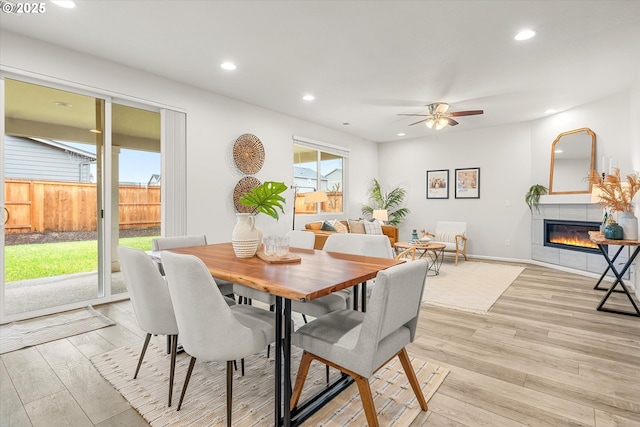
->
<box><xmin>3</xmin><ymin>79</ymin><xmax>105</xmax><ymax>317</ymax></box>
<box><xmin>111</xmin><ymin>103</ymin><xmax>161</xmax><ymax>295</ymax></box>
<box><xmin>1</xmin><ymin>77</ymin><xmax>162</xmax><ymax>322</ymax></box>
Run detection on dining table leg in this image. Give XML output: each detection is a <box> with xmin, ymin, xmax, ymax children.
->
<box><xmin>275</xmin><ymin>297</ymin><xmax>282</xmax><ymax>426</ymax></box>
<box><xmin>283</xmin><ymin>299</ymin><xmax>292</xmax><ymax>426</ymax></box>
<box><xmin>275</xmin><ymin>296</ymin><xmax>293</xmax><ymax>427</ymax></box>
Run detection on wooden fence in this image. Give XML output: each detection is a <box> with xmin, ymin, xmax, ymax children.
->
<box><xmin>294</xmin><ymin>191</ymin><xmax>343</xmax><ymax>214</ymax></box>
<box><xmin>4</xmin><ymin>179</ymin><xmax>160</xmax><ymax>234</ymax></box>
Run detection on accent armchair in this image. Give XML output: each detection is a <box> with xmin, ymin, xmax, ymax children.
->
<box><xmin>426</xmin><ymin>221</ymin><xmax>468</xmax><ymax>265</ymax></box>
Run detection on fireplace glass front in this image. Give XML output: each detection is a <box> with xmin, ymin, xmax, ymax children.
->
<box><xmin>544</xmin><ymin>219</ymin><xmax>602</xmax><ymax>254</ymax></box>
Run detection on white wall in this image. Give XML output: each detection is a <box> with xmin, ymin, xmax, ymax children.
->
<box><xmin>379</xmin><ymin>90</ymin><xmax>639</xmax><ymax>266</ymax></box>
<box><xmin>0</xmin><ymin>30</ymin><xmax>379</xmax><ymax>242</ymax></box>
<box><xmin>378</xmin><ymin>124</ymin><xmax>532</xmax><ymax>260</ymax></box>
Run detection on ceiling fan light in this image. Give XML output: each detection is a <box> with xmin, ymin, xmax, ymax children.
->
<box><xmin>425</xmin><ymin>118</ymin><xmax>436</xmax><ymax>129</ymax></box>
<box><xmin>434</xmin><ymin>117</ymin><xmax>449</xmax><ymax>130</ymax></box>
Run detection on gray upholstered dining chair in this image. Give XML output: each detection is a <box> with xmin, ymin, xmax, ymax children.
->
<box><xmin>117</xmin><ymin>246</ymin><xmax>180</xmax><ymax>407</ymax></box>
<box><xmin>290</xmin><ymin>260</ymin><xmax>430</xmax><ymax>427</ymax></box>
<box><xmin>288</xmin><ymin>231</ymin><xmax>352</xmax><ymax>322</ymax></box>
<box><xmin>152</xmin><ymin>235</ymin><xmax>234</xmax><ymax>297</ymax></box>
<box><xmin>321</xmin><ymin>233</ymin><xmax>402</xmax><ymax>311</ymax></box>
<box><xmin>161</xmin><ymin>251</ymin><xmax>276</xmax><ymax>425</ymax></box>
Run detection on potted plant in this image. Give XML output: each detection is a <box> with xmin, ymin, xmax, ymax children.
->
<box><xmin>239</xmin><ymin>181</ymin><xmax>287</xmax><ymax>220</ymax></box>
<box><xmin>232</xmin><ymin>181</ymin><xmax>287</xmax><ymax>258</ymax></box>
<box><xmin>361</xmin><ymin>178</ymin><xmax>409</xmax><ymax>226</ymax></box>
<box><xmin>525</xmin><ymin>184</ymin><xmax>548</xmax><ymax>213</ymax></box>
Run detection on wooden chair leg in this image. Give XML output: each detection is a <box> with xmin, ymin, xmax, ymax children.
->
<box><xmin>177</xmin><ymin>357</ymin><xmax>197</xmax><ymax>411</ymax></box>
<box><xmin>134</xmin><ymin>333</ymin><xmax>152</xmax><ymax>379</ymax></box>
<box><xmin>168</xmin><ymin>334</ymin><xmax>178</xmax><ymax>407</ymax></box>
<box><xmin>397</xmin><ymin>348</ymin><xmax>428</xmax><ymax>411</ymax></box>
<box><xmin>353</xmin><ymin>374</ymin><xmax>379</xmax><ymax>427</ymax></box>
<box><xmin>290</xmin><ymin>351</ymin><xmax>314</xmax><ymax>410</ymax></box>
<box><xmin>226</xmin><ymin>360</ymin><xmax>233</xmax><ymax>427</ymax></box>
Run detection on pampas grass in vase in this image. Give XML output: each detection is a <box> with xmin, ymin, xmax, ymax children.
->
<box><xmin>589</xmin><ymin>168</ymin><xmax>640</xmax><ymax>239</ymax></box>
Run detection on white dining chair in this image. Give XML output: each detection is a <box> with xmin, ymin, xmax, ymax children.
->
<box><xmin>322</xmin><ymin>233</ymin><xmax>397</xmax><ymax>312</ymax></box>
<box><xmin>161</xmin><ymin>251</ymin><xmax>276</xmax><ymax>425</ymax></box>
<box><xmin>152</xmin><ymin>235</ymin><xmax>234</xmax><ymax>297</ymax></box>
<box><xmin>290</xmin><ymin>260</ymin><xmax>430</xmax><ymax>427</ymax></box>
<box><xmin>117</xmin><ymin>246</ymin><xmax>180</xmax><ymax>407</ymax></box>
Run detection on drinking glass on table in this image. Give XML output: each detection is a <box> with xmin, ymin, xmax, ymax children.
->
<box><xmin>263</xmin><ymin>236</ymin><xmax>276</xmax><ymax>256</ymax></box>
<box><xmin>276</xmin><ymin>236</ymin><xmax>289</xmax><ymax>257</ymax></box>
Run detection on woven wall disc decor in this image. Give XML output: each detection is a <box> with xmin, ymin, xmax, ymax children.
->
<box><xmin>233</xmin><ymin>134</ymin><xmax>265</xmax><ymax>174</ymax></box>
<box><xmin>233</xmin><ymin>176</ymin><xmax>261</xmax><ymax>213</ymax></box>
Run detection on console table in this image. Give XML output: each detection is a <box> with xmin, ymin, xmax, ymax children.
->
<box><xmin>588</xmin><ymin>231</ymin><xmax>640</xmax><ymax>317</ymax></box>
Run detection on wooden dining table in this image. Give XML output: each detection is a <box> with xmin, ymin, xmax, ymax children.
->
<box><xmin>166</xmin><ymin>242</ymin><xmax>404</xmax><ymax>426</ymax></box>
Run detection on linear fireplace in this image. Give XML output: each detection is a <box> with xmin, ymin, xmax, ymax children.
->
<box><xmin>544</xmin><ymin>219</ymin><xmax>602</xmax><ymax>254</ymax></box>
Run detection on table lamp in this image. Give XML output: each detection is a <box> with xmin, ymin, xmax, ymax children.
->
<box><xmin>372</xmin><ymin>209</ymin><xmax>388</xmax><ymax>224</ymax></box>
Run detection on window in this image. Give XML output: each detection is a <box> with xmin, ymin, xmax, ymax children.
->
<box><xmin>293</xmin><ymin>136</ymin><xmax>348</xmax><ymax>216</ymax></box>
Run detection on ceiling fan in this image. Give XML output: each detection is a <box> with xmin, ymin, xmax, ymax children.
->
<box><xmin>399</xmin><ymin>102</ymin><xmax>483</xmax><ymax>130</ymax></box>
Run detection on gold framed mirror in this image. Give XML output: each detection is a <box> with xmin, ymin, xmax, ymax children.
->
<box><xmin>549</xmin><ymin>128</ymin><xmax>596</xmax><ymax>194</ymax></box>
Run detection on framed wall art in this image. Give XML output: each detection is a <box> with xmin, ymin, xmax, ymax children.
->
<box><xmin>455</xmin><ymin>167</ymin><xmax>480</xmax><ymax>199</ymax></box>
<box><xmin>426</xmin><ymin>169</ymin><xmax>449</xmax><ymax>199</ymax></box>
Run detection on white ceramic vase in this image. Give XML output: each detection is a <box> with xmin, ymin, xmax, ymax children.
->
<box><xmin>231</xmin><ymin>213</ymin><xmax>260</xmax><ymax>258</ymax></box>
<box><xmin>617</xmin><ymin>211</ymin><xmax>638</xmax><ymax>240</ymax></box>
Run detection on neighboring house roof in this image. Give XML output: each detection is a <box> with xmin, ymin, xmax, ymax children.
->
<box><xmin>31</xmin><ymin>138</ymin><xmax>97</xmax><ymax>160</ymax></box>
<box><xmin>4</xmin><ymin>135</ymin><xmax>96</xmax><ymax>182</ymax></box>
<box><xmin>293</xmin><ymin>166</ymin><xmax>322</xmax><ymax>179</ymax></box>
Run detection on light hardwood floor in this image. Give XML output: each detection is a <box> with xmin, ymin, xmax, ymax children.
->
<box><xmin>1</xmin><ymin>262</ymin><xmax>638</xmax><ymax>426</ymax></box>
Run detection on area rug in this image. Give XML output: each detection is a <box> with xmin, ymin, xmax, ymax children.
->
<box><xmin>0</xmin><ymin>305</ymin><xmax>115</xmax><ymax>354</ymax></box>
<box><xmin>422</xmin><ymin>261</ymin><xmax>525</xmax><ymax>314</ymax></box>
<box><xmin>92</xmin><ymin>341</ymin><xmax>449</xmax><ymax>426</ymax></box>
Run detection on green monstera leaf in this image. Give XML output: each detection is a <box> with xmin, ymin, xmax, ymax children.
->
<box><xmin>239</xmin><ymin>181</ymin><xmax>288</xmax><ymax>220</ymax></box>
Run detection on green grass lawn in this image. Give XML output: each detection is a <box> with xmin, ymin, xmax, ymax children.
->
<box><xmin>5</xmin><ymin>236</ymin><xmax>157</xmax><ymax>282</ymax></box>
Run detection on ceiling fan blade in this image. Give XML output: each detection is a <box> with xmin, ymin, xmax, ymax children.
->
<box><xmin>450</xmin><ymin>110</ymin><xmax>484</xmax><ymax>117</ymax></box>
<box><xmin>446</xmin><ymin>118</ymin><xmax>459</xmax><ymax>126</ymax></box>
<box><xmin>398</xmin><ymin>113</ymin><xmax>428</xmax><ymax>117</ymax></box>
<box><xmin>434</xmin><ymin>103</ymin><xmax>450</xmax><ymax>114</ymax></box>
<box><xmin>408</xmin><ymin>118</ymin><xmax>428</xmax><ymax>126</ymax></box>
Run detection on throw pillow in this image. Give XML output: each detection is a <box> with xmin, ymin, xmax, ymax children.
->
<box><xmin>348</xmin><ymin>219</ymin><xmax>366</xmax><ymax>234</ymax></box>
<box><xmin>436</xmin><ymin>231</ymin><xmax>458</xmax><ymax>243</ymax></box>
<box><xmin>333</xmin><ymin>220</ymin><xmax>348</xmax><ymax>233</ymax></box>
<box><xmin>320</xmin><ymin>220</ymin><xmax>336</xmax><ymax>232</ymax></box>
<box><xmin>363</xmin><ymin>219</ymin><xmax>383</xmax><ymax>235</ymax></box>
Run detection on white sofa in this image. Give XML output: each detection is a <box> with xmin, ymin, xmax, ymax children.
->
<box><xmin>426</xmin><ymin>221</ymin><xmax>468</xmax><ymax>265</ymax></box>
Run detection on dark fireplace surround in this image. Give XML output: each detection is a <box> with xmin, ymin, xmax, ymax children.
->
<box><xmin>544</xmin><ymin>219</ymin><xmax>603</xmax><ymax>254</ymax></box>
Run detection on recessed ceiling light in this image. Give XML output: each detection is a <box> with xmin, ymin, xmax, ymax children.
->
<box><xmin>220</xmin><ymin>62</ymin><xmax>236</xmax><ymax>71</ymax></box>
<box><xmin>54</xmin><ymin>101</ymin><xmax>72</xmax><ymax>108</ymax></box>
<box><xmin>397</xmin><ymin>133</ymin><xmax>406</xmax><ymax>137</ymax></box>
<box><xmin>544</xmin><ymin>109</ymin><xmax>557</xmax><ymax>114</ymax></box>
<box><xmin>51</xmin><ymin>0</ymin><xmax>76</xmax><ymax>8</ymax></box>
<box><xmin>515</xmin><ymin>29</ymin><xmax>536</xmax><ymax>41</ymax></box>
<box><xmin>555</xmin><ymin>149</ymin><xmax>563</xmax><ymax>154</ymax></box>
<box><xmin>302</xmin><ymin>94</ymin><xmax>315</xmax><ymax>101</ymax></box>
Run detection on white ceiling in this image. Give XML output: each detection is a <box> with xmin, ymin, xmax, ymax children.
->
<box><xmin>1</xmin><ymin>0</ymin><xmax>640</xmax><ymax>143</ymax></box>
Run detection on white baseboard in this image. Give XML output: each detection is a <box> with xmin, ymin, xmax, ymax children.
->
<box><xmin>468</xmin><ymin>254</ymin><xmax>610</xmax><ymax>281</ymax></box>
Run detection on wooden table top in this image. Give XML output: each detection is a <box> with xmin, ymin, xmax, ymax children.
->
<box><xmin>167</xmin><ymin>242</ymin><xmax>404</xmax><ymax>301</ymax></box>
<box><xmin>394</xmin><ymin>241</ymin><xmax>446</xmax><ymax>250</ymax></box>
<box><xmin>588</xmin><ymin>231</ymin><xmax>640</xmax><ymax>246</ymax></box>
